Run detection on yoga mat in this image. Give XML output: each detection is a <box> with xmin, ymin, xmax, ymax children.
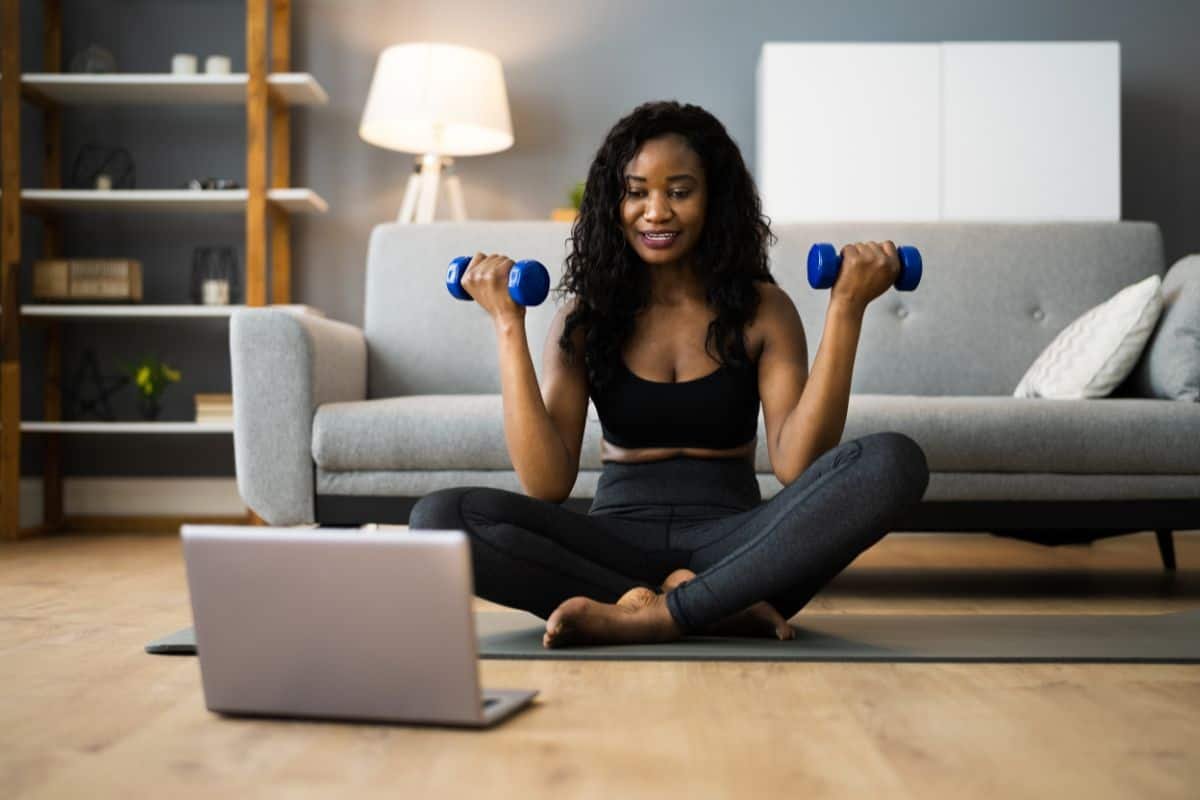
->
<box><xmin>147</xmin><ymin>608</ymin><xmax>1200</xmax><ymax>663</ymax></box>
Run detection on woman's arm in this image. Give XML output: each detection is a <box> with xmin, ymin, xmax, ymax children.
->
<box><xmin>760</xmin><ymin>295</ymin><xmax>861</xmax><ymax>485</ymax></box>
<box><xmin>494</xmin><ymin>303</ymin><xmax>587</xmax><ymax>502</ymax></box>
<box><xmin>759</xmin><ymin>242</ymin><xmax>901</xmax><ymax>485</ymax></box>
<box><xmin>459</xmin><ymin>252</ymin><xmax>587</xmax><ymax>502</ymax></box>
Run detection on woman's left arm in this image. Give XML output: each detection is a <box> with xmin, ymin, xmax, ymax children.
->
<box><xmin>760</xmin><ymin>242</ymin><xmax>900</xmax><ymax>485</ymax></box>
<box><xmin>759</xmin><ymin>285</ymin><xmax>864</xmax><ymax>486</ymax></box>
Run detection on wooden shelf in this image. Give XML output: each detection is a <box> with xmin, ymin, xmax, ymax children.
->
<box><xmin>19</xmin><ymin>421</ymin><xmax>233</xmax><ymax>434</ymax></box>
<box><xmin>16</xmin><ymin>72</ymin><xmax>329</xmax><ymax>106</ymax></box>
<box><xmin>1</xmin><ymin>0</ymin><xmax>311</xmax><ymax>537</ymax></box>
<box><xmin>15</xmin><ymin>188</ymin><xmax>328</xmax><ymax>214</ymax></box>
<box><xmin>9</xmin><ymin>303</ymin><xmax>322</xmax><ymax>319</ymax></box>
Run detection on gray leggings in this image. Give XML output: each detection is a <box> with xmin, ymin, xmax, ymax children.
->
<box><xmin>408</xmin><ymin>431</ymin><xmax>929</xmax><ymax>634</ymax></box>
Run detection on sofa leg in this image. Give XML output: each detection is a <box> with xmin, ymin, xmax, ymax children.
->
<box><xmin>1155</xmin><ymin>529</ymin><xmax>1177</xmax><ymax>572</ymax></box>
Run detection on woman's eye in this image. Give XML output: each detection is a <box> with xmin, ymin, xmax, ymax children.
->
<box><xmin>625</xmin><ymin>190</ymin><xmax>690</xmax><ymax>199</ymax></box>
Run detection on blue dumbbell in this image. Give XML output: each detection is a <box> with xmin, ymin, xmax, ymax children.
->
<box><xmin>807</xmin><ymin>243</ymin><xmax>923</xmax><ymax>292</ymax></box>
<box><xmin>445</xmin><ymin>255</ymin><xmax>551</xmax><ymax>307</ymax></box>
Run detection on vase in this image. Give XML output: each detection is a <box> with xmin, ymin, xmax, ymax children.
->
<box><xmin>139</xmin><ymin>395</ymin><xmax>162</xmax><ymax>421</ymax></box>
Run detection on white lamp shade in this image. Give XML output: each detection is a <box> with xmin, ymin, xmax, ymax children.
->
<box><xmin>359</xmin><ymin>42</ymin><xmax>515</xmax><ymax>157</ymax></box>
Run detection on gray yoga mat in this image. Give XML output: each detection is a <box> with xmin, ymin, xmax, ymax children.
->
<box><xmin>147</xmin><ymin>608</ymin><xmax>1200</xmax><ymax>662</ymax></box>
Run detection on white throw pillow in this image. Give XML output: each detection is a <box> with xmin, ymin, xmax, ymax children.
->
<box><xmin>1014</xmin><ymin>274</ymin><xmax>1164</xmax><ymax>399</ymax></box>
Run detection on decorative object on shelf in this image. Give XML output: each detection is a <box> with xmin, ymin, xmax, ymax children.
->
<box><xmin>190</xmin><ymin>245</ymin><xmax>239</xmax><ymax>305</ymax></box>
<box><xmin>171</xmin><ymin>53</ymin><xmax>198</xmax><ymax>75</ymax></box>
<box><xmin>204</xmin><ymin>55</ymin><xmax>232</xmax><ymax>75</ymax></box>
<box><xmin>359</xmin><ymin>42</ymin><xmax>514</xmax><ymax>224</ymax></box>
<box><xmin>195</xmin><ymin>393</ymin><xmax>234</xmax><ymax>423</ymax></box>
<box><xmin>184</xmin><ymin>177</ymin><xmax>241</xmax><ymax>190</ymax></box>
<box><xmin>551</xmin><ymin>180</ymin><xmax>585</xmax><ymax>222</ymax></box>
<box><xmin>70</xmin><ymin>144</ymin><xmax>136</xmax><ymax>190</ymax></box>
<box><xmin>120</xmin><ymin>355</ymin><xmax>182</xmax><ymax>421</ymax></box>
<box><xmin>68</xmin><ymin>44</ymin><xmax>117</xmax><ymax>74</ymax></box>
<box><xmin>64</xmin><ymin>349</ymin><xmax>129</xmax><ymax>422</ymax></box>
<box><xmin>33</xmin><ymin>258</ymin><xmax>143</xmax><ymax>302</ymax></box>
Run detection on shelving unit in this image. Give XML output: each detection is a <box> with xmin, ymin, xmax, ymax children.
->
<box><xmin>0</xmin><ymin>0</ymin><xmax>327</xmax><ymax>538</ymax></box>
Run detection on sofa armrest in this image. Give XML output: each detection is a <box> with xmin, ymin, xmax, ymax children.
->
<box><xmin>230</xmin><ymin>308</ymin><xmax>367</xmax><ymax>524</ymax></box>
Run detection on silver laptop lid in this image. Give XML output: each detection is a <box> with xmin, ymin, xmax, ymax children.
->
<box><xmin>181</xmin><ymin>525</ymin><xmax>486</xmax><ymax>725</ymax></box>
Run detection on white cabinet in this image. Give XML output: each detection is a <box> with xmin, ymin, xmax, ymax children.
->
<box><xmin>756</xmin><ymin>44</ymin><xmax>941</xmax><ymax>222</ymax></box>
<box><xmin>941</xmin><ymin>42</ymin><xmax>1120</xmax><ymax>221</ymax></box>
<box><xmin>756</xmin><ymin>42</ymin><xmax>1120</xmax><ymax>222</ymax></box>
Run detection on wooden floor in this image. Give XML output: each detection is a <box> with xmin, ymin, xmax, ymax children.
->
<box><xmin>3</xmin><ymin>529</ymin><xmax>1199</xmax><ymax>799</ymax></box>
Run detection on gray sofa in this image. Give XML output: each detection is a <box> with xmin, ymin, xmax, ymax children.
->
<box><xmin>230</xmin><ymin>221</ymin><xmax>1200</xmax><ymax>568</ymax></box>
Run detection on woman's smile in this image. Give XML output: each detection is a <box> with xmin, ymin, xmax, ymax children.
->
<box><xmin>640</xmin><ymin>230</ymin><xmax>680</xmax><ymax>249</ymax></box>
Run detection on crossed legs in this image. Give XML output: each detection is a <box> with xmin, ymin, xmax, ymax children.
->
<box><xmin>409</xmin><ymin>432</ymin><xmax>929</xmax><ymax>647</ymax></box>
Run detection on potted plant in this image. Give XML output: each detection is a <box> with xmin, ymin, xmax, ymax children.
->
<box><xmin>551</xmin><ymin>181</ymin><xmax>585</xmax><ymax>222</ymax></box>
<box><xmin>120</xmin><ymin>355</ymin><xmax>182</xmax><ymax>420</ymax></box>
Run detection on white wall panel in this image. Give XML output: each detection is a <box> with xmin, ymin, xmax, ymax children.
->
<box><xmin>757</xmin><ymin>42</ymin><xmax>1120</xmax><ymax>222</ymax></box>
<box><xmin>941</xmin><ymin>42</ymin><xmax>1120</xmax><ymax>220</ymax></box>
<box><xmin>756</xmin><ymin>43</ymin><xmax>941</xmax><ymax>222</ymax></box>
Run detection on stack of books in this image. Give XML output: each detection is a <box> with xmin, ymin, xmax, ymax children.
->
<box><xmin>195</xmin><ymin>393</ymin><xmax>233</xmax><ymax>423</ymax></box>
<box><xmin>33</xmin><ymin>258</ymin><xmax>143</xmax><ymax>301</ymax></box>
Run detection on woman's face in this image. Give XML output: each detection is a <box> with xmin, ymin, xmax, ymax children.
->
<box><xmin>620</xmin><ymin>134</ymin><xmax>707</xmax><ymax>269</ymax></box>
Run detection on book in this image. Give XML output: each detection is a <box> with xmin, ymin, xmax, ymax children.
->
<box><xmin>195</xmin><ymin>393</ymin><xmax>233</xmax><ymax>422</ymax></box>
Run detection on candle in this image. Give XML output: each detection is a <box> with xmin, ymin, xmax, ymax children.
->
<box><xmin>205</xmin><ymin>55</ymin><xmax>232</xmax><ymax>75</ymax></box>
<box><xmin>172</xmin><ymin>53</ymin><xmax>198</xmax><ymax>75</ymax></box>
<box><xmin>202</xmin><ymin>279</ymin><xmax>230</xmax><ymax>305</ymax></box>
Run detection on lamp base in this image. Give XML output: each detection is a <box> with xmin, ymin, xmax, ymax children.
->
<box><xmin>398</xmin><ymin>155</ymin><xmax>468</xmax><ymax>224</ymax></box>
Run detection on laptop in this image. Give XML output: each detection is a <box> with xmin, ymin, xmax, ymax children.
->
<box><xmin>180</xmin><ymin>524</ymin><xmax>538</xmax><ymax>728</ymax></box>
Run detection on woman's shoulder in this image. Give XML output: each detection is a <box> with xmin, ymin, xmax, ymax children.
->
<box><xmin>746</xmin><ymin>281</ymin><xmax>803</xmax><ymax>356</ymax></box>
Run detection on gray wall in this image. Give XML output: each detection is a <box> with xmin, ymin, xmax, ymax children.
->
<box><xmin>16</xmin><ymin>0</ymin><xmax>1200</xmax><ymax>477</ymax></box>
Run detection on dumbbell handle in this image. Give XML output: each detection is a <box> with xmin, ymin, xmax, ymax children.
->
<box><xmin>807</xmin><ymin>243</ymin><xmax>922</xmax><ymax>292</ymax></box>
<box><xmin>445</xmin><ymin>255</ymin><xmax>551</xmax><ymax>307</ymax></box>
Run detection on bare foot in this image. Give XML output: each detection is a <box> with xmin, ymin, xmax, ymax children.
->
<box><xmin>660</xmin><ymin>568</ymin><xmax>796</xmax><ymax>641</ymax></box>
<box><xmin>616</xmin><ymin>585</ymin><xmax>658</xmax><ymax>611</ymax></box>
<box><xmin>543</xmin><ymin>590</ymin><xmax>683</xmax><ymax>649</ymax></box>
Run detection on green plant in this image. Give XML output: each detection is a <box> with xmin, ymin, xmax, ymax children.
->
<box><xmin>569</xmin><ymin>180</ymin><xmax>585</xmax><ymax>210</ymax></box>
<box><xmin>119</xmin><ymin>355</ymin><xmax>182</xmax><ymax>399</ymax></box>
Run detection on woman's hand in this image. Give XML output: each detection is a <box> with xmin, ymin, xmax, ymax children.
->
<box><xmin>829</xmin><ymin>240</ymin><xmax>901</xmax><ymax>314</ymax></box>
<box><xmin>460</xmin><ymin>252</ymin><xmax>525</xmax><ymax>323</ymax></box>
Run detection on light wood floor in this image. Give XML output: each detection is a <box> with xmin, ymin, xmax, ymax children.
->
<box><xmin>3</xmin><ymin>529</ymin><xmax>1199</xmax><ymax>799</ymax></box>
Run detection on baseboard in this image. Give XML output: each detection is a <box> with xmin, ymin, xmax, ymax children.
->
<box><xmin>18</xmin><ymin>477</ymin><xmax>245</xmax><ymax>529</ymax></box>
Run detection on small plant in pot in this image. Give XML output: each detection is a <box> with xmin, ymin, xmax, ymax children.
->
<box><xmin>120</xmin><ymin>355</ymin><xmax>181</xmax><ymax>420</ymax></box>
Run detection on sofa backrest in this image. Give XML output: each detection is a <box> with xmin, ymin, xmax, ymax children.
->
<box><xmin>363</xmin><ymin>221</ymin><xmax>1163</xmax><ymax>397</ymax></box>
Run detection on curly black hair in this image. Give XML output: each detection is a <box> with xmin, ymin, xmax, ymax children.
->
<box><xmin>556</xmin><ymin>100</ymin><xmax>777</xmax><ymax>393</ymax></box>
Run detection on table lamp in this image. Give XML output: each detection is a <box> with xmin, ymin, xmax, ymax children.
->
<box><xmin>359</xmin><ymin>43</ymin><xmax>514</xmax><ymax>223</ymax></box>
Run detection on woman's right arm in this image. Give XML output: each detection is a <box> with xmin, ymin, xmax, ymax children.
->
<box><xmin>493</xmin><ymin>301</ymin><xmax>588</xmax><ymax>503</ymax></box>
<box><xmin>461</xmin><ymin>252</ymin><xmax>587</xmax><ymax>502</ymax></box>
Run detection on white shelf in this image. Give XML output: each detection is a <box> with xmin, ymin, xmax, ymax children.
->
<box><xmin>11</xmin><ymin>303</ymin><xmax>322</xmax><ymax>319</ymax></box>
<box><xmin>16</xmin><ymin>188</ymin><xmax>328</xmax><ymax>214</ymax></box>
<box><xmin>19</xmin><ymin>421</ymin><xmax>233</xmax><ymax>434</ymax></box>
<box><xmin>17</xmin><ymin>72</ymin><xmax>329</xmax><ymax>106</ymax></box>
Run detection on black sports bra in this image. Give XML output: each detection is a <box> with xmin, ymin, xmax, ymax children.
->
<box><xmin>591</xmin><ymin>356</ymin><xmax>760</xmax><ymax>449</ymax></box>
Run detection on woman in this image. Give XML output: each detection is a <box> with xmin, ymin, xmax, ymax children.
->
<box><xmin>410</xmin><ymin>100</ymin><xmax>929</xmax><ymax>648</ymax></box>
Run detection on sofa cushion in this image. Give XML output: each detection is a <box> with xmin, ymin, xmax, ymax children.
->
<box><xmin>1128</xmin><ymin>254</ymin><xmax>1200</xmax><ymax>401</ymax></box>
<box><xmin>1014</xmin><ymin>274</ymin><xmax>1163</xmax><ymax>398</ymax></box>
<box><xmin>312</xmin><ymin>394</ymin><xmax>1200</xmax><ymax>475</ymax></box>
